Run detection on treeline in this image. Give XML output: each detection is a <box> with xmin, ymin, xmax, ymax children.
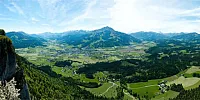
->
<box><xmin>36</xmin><ymin>66</ymin><xmax>102</xmax><ymax>88</ymax></box>
<box><xmin>170</xmin><ymin>84</ymin><xmax>184</xmax><ymax>92</ymax></box>
<box><xmin>193</xmin><ymin>73</ymin><xmax>200</xmax><ymax>78</ymax></box>
<box><xmin>54</xmin><ymin>60</ymin><xmax>74</xmax><ymax>67</ymax></box>
<box><xmin>170</xmin><ymin>86</ymin><xmax>200</xmax><ymax>100</ymax></box>
<box><xmin>37</xmin><ymin>65</ymin><xmax>62</xmax><ymax>78</ymax></box>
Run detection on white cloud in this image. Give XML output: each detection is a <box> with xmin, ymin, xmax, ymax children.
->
<box><xmin>4</xmin><ymin>1</ymin><xmax>25</xmax><ymax>16</ymax></box>
<box><xmin>108</xmin><ymin>0</ymin><xmax>200</xmax><ymax>33</ymax></box>
<box><xmin>5</xmin><ymin>5</ymin><xmax>16</xmax><ymax>13</ymax></box>
<box><xmin>59</xmin><ymin>0</ymin><xmax>114</xmax><ymax>32</ymax></box>
<box><xmin>178</xmin><ymin>7</ymin><xmax>200</xmax><ymax>19</ymax></box>
<box><xmin>59</xmin><ymin>0</ymin><xmax>97</xmax><ymax>26</ymax></box>
<box><xmin>11</xmin><ymin>2</ymin><xmax>24</xmax><ymax>15</ymax></box>
<box><xmin>37</xmin><ymin>0</ymin><xmax>81</xmax><ymax>24</ymax></box>
<box><xmin>31</xmin><ymin>17</ymin><xmax>39</xmax><ymax>23</ymax></box>
<box><xmin>180</xmin><ymin>7</ymin><xmax>200</xmax><ymax>15</ymax></box>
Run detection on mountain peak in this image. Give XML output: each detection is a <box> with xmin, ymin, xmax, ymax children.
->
<box><xmin>99</xmin><ymin>26</ymin><xmax>114</xmax><ymax>31</ymax></box>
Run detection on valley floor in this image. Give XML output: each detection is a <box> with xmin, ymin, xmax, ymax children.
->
<box><xmin>15</xmin><ymin>41</ymin><xmax>200</xmax><ymax>100</ymax></box>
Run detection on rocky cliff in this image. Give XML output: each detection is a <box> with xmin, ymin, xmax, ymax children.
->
<box><xmin>0</xmin><ymin>29</ymin><xmax>30</xmax><ymax>99</ymax></box>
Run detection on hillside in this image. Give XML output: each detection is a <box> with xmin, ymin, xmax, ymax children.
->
<box><xmin>6</xmin><ymin>32</ymin><xmax>46</xmax><ymax>48</ymax></box>
<box><xmin>171</xmin><ymin>32</ymin><xmax>200</xmax><ymax>43</ymax></box>
<box><xmin>58</xmin><ymin>26</ymin><xmax>141</xmax><ymax>48</ymax></box>
<box><xmin>57</xmin><ymin>30</ymin><xmax>90</xmax><ymax>45</ymax></box>
<box><xmin>16</xmin><ymin>55</ymin><xmax>114</xmax><ymax>100</ymax></box>
<box><xmin>131</xmin><ymin>31</ymin><xmax>169</xmax><ymax>41</ymax></box>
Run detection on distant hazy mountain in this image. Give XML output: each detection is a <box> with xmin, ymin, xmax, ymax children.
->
<box><xmin>57</xmin><ymin>30</ymin><xmax>90</xmax><ymax>45</ymax></box>
<box><xmin>131</xmin><ymin>31</ymin><xmax>169</xmax><ymax>41</ymax></box>
<box><xmin>58</xmin><ymin>26</ymin><xmax>141</xmax><ymax>48</ymax></box>
<box><xmin>34</xmin><ymin>30</ymin><xmax>89</xmax><ymax>40</ymax></box>
<box><xmin>165</xmin><ymin>32</ymin><xmax>186</xmax><ymax>37</ymax></box>
<box><xmin>6</xmin><ymin>32</ymin><xmax>46</xmax><ymax>48</ymax></box>
<box><xmin>31</xmin><ymin>32</ymin><xmax>59</xmax><ymax>39</ymax></box>
<box><xmin>171</xmin><ymin>32</ymin><xmax>200</xmax><ymax>42</ymax></box>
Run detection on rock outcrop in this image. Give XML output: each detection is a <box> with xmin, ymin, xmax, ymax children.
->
<box><xmin>0</xmin><ymin>29</ymin><xmax>30</xmax><ymax>99</ymax></box>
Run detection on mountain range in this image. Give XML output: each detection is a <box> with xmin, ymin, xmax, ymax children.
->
<box><xmin>57</xmin><ymin>26</ymin><xmax>141</xmax><ymax>48</ymax></box>
<box><xmin>6</xmin><ymin>26</ymin><xmax>200</xmax><ymax>48</ymax></box>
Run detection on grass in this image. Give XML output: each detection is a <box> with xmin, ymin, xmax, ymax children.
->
<box><xmin>152</xmin><ymin>90</ymin><xmax>179</xmax><ymax>100</ymax></box>
<box><xmin>132</xmin><ymin>85</ymin><xmax>159</xmax><ymax>98</ymax></box>
<box><xmin>128</xmin><ymin>79</ymin><xmax>161</xmax><ymax>98</ymax></box>
<box><xmin>52</xmin><ymin>66</ymin><xmax>100</xmax><ymax>83</ymax></box>
<box><xmin>164</xmin><ymin>75</ymin><xmax>179</xmax><ymax>82</ymax></box>
<box><xmin>167</xmin><ymin>76</ymin><xmax>200</xmax><ymax>88</ymax></box>
<box><xmin>185</xmin><ymin>66</ymin><xmax>200</xmax><ymax>74</ymax></box>
<box><xmin>129</xmin><ymin>79</ymin><xmax>161</xmax><ymax>88</ymax></box>
<box><xmin>164</xmin><ymin>66</ymin><xmax>200</xmax><ymax>90</ymax></box>
<box><xmin>184</xmin><ymin>73</ymin><xmax>193</xmax><ymax>78</ymax></box>
<box><xmin>76</xmin><ymin>74</ymin><xmax>100</xmax><ymax>83</ymax></box>
<box><xmin>86</xmin><ymin>83</ymin><xmax>113</xmax><ymax>96</ymax></box>
<box><xmin>184</xmin><ymin>71</ymin><xmax>200</xmax><ymax>78</ymax></box>
<box><xmin>52</xmin><ymin>66</ymin><xmax>74</xmax><ymax>77</ymax></box>
<box><xmin>123</xmin><ymin>94</ymin><xmax>134</xmax><ymax>100</ymax></box>
<box><xmin>127</xmin><ymin>67</ymin><xmax>199</xmax><ymax>99</ymax></box>
<box><xmin>185</xmin><ymin>80</ymin><xmax>200</xmax><ymax>90</ymax></box>
<box><xmin>103</xmin><ymin>84</ymin><xmax>118</xmax><ymax>98</ymax></box>
<box><xmin>123</xmin><ymin>90</ymin><xmax>136</xmax><ymax>100</ymax></box>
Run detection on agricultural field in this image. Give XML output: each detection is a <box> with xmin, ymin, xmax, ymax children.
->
<box><xmin>16</xmin><ymin>41</ymin><xmax>155</xmax><ymax>66</ymax></box>
<box><xmin>185</xmin><ymin>66</ymin><xmax>200</xmax><ymax>74</ymax></box>
<box><xmin>152</xmin><ymin>66</ymin><xmax>200</xmax><ymax>99</ymax></box>
<box><xmin>126</xmin><ymin>66</ymin><xmax>200</xmax><ymax>99</ymax></box>
<box><xmin>85</xmin><ymin>82</ymin><xmax>118</xmax><ymax>98</ymax></box>
<box><xmin>167</xmin><ymin>66</ymin><xmax>200</xmax><ymax>90</ymax></box>
<box><xmin>167</xmin><ymin>76</ymin><xmax>200</xmax><ymax>88</ymax></box>
<box><xmin>152</xmin><ymin>90</ymin><xmax>179</xmax><ymax>100</ymax></box>
<box><xmin>123</xmin><ymin>90</ymin><xmax>137</xmax><ymax>100</ymax></box>
<box><xmin>128</xmin><ymin>79</ymin><xmax>161</xmax><ymax>98</ymax></box>
<box><xmin>123</xmin><ymin>94</ymin><xmax>135</xmax><ymax>100</ymax></box>
<box><xmin>185</xmin><ymin>80</ymin><xmax>200</xmax><ymax>90</ymax></box>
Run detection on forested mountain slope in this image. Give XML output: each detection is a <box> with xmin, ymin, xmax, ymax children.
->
<box><xmin>6</xmin><ymin>32</ymin><xmax>46</xmax><ymax>48</ymax></box>
<box><xmin>57</xmin><ymin>26</ymin><xmax>141</xmax><ymax>48</ymax></box>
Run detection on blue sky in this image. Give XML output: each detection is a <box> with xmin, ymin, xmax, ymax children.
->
<box><xmin>1</xmin><ymin>0</ymin><xmax>200</xmax><ymax>34</ymax></box>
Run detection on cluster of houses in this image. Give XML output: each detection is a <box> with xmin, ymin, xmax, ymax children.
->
<box><xmin>158</xmin><ymin>80</ymin><xmax>169</xmax><ymax>93</ymax></box>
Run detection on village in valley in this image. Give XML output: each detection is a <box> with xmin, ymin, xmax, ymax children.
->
<box><xmin>15</xmin><ymin>39</ymin><xmax>200</xmax><ymax>100</ymax></box>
